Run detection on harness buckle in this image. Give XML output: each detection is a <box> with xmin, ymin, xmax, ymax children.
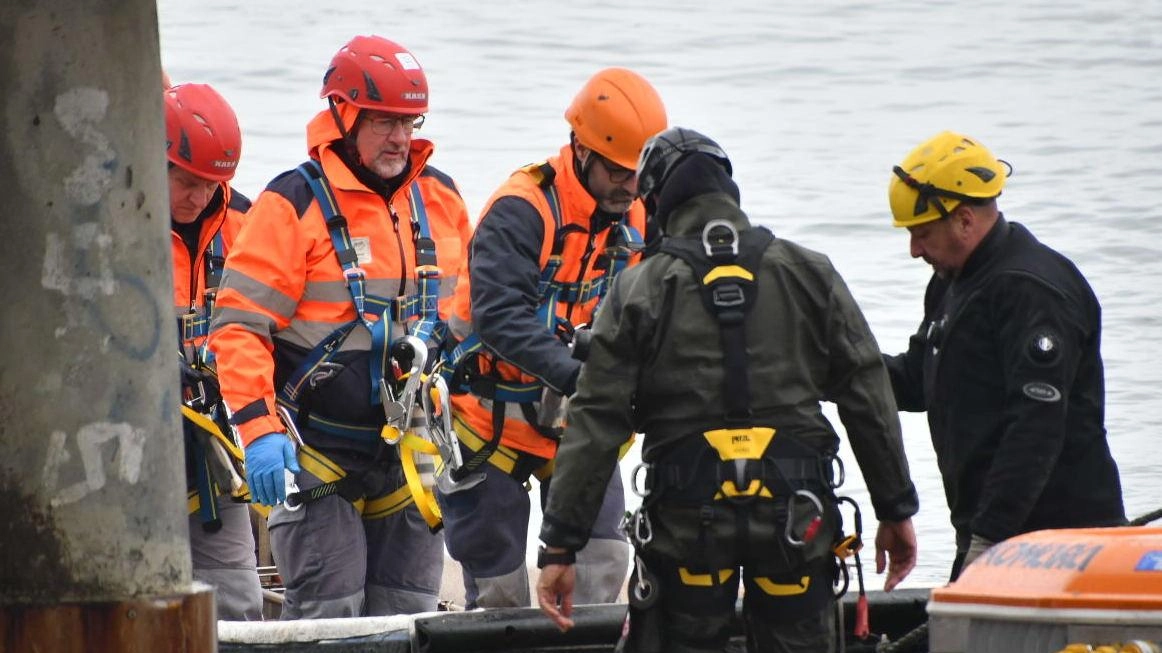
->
<box><xmin>343</xmin><ymin>267</ymin><xmax>366</xmax><ymax>288</ymax></box>
<box><xmin>711</xmin><ymin>283</ymin><xmax>745</xmax><ymax>308</ymax></box>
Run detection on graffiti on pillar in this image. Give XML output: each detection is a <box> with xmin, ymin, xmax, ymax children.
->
<box><xmin>40</xmin><ymin>87</ymin><xmax>163</xmax><ymax>360</ymax></box>
<box><xmin>42</xmin><ymin>422</ymin><xmax>147</xmax><ymax>507</ymax></box>
<box><xmin>41</xmin><ymin>223</ymin><xmax>117</xmax><ymax>299</ymax></box>
<box><xmin>54</xmin><ymin>87</ymin><xmax>115</xmax><ymax>206</ymax></box>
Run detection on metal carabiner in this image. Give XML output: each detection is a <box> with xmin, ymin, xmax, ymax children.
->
<box><xmin>275</xmin><ymin>405</ymin><xmax>305</xmax><ymax>512</ymax></box>
<box><xmin>784</xmin><ymin>488</ymin><xmax>825</xmax><ymax>548</ymax></box>
<box><xmin>828</xmin><ymin>454</ymin><xmax>846</xmax><ymax>490</ymax></box>
<box><xmin>629</xmin><ymin>553</ymin><xmax>659</xmax><ymax>609</ymax></box>
<box><xmin>629</xmin><ymin>461</ymin><xmax>652</xmax><ymax>498</ymax></box>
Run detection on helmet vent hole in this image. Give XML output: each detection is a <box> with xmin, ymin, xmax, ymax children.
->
<box><xmin>965</xmin><ymin>166</ymin><xmax>997</xmax><ymax>183</ymax></box>
<box><xmin>606</xmin><ymin>136</ymin><xmax>613</xmax><ymax>142</ymax></box>
<box><xmin>192</xmin><ymin>113</ymin><xmax>212</xmax><ymax>136</ymax></box>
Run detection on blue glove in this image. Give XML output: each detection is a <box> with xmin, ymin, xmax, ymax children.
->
<box><xmin>244</xmin><ymin>432</ymin><xmax>301</xmax><ymax>506</ymax></box>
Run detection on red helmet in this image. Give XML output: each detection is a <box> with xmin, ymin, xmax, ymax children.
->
<box><xmin>321</xmin><ymin>35</ymin><xmax>429</xmax><ymax>114</ymax></box>
<box><xmin>164</xmin><ymin>84</ymin><xmax>241</xmax><ymax>182</ymax></box>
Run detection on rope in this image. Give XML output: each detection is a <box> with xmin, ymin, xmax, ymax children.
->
<box><xmin>875</xmin><ymin>622</ymin><xmax>928</xmax><ymax>653</ymax></box>
<box><xmin>1129</xmin><ymin>507</ymin><xmax>1162</xmax><ymax>527</ymax></box>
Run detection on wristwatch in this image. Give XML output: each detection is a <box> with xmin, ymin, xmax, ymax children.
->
<box><xmin>536</xmin><ymin>545</ymin><xmax>576</xmax><ymax>568</ymax></box>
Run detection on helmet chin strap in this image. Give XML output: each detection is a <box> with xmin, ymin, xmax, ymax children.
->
<box><xmin>569</xmin><ymin>132</ymin><xmax>601</xmax><ymax>203</ymax></box>
<box><xmin>328</xmin><ymin>98</ymin><xmax>361</xmax><ymax>151</ymax></box>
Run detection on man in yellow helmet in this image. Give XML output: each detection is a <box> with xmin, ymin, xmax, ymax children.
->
<box><xmin>883</xmin><ymin>131</ymin><xmax>1125</xmax><ymax>580</ymax></box>
<box><xmin>439</xmin><ymin>68</ymin><xmax>667</xmax><ymax>608</ymax></box>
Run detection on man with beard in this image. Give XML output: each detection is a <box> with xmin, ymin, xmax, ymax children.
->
<box><xmin>438</xmin><ymin>68</ymin><xmax>667</xmax><ymax>608</ymax></box>
<box><xmin>209</xmin><ymin>35</ymin><xmax>472</xmax><ymax>618</ymax></box>
<box><xmin>882</xmin><ymin>131</ymin><xmax>1125</xmax><ymax>580</ymax></box>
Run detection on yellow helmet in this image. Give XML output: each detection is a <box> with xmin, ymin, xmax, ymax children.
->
<box><xmin>888</xmin><ymin>131</ymin><xmax>1010</xmax><ymax>228</ymax></box>
<box><xmin>565</xmin><ymin>68</ymin><xmax>668</xmax><ymax>169</ymax></box>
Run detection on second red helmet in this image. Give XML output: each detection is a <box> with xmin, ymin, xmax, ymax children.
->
<box><xmin>164</xmin><ymin>83</ymin><xmax>242</xmax><ymax>182</ymax></box>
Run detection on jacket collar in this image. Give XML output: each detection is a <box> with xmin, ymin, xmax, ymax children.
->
<box><xmin>314</xmin><ymin>138</ymin><xmax>434</xmax><ymax>197</ymax></box>
<box><xmin>958</xmin><ymin>213</ymin><xmax>1010</xmax><ymax>280</ymax></box>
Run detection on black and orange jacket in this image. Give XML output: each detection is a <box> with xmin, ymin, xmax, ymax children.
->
<box><xmin>209</xmin><ymin>110</ymin><xmax>472</xmax><ymax>447</ymax></box>
<box><xmin>173</xmin><ymin>185</ymin><xmax>248</xmax><ymax>358</ymax></box>
<box><xmin>448</xmin><ymin>145</ymin><xmax>646</xmax><ymax>459</ymax></box>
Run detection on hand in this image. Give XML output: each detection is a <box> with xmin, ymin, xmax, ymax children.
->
<box><xmin>875</xmin><ymin>518</ymin><xmax>917</xmax><ymax>591</ymax></box>
<box><xmin>963</xmin><ymin>534</ymin><xmax>995</xmax><ymax>569</ymax></box>
<box><xmin>244</xmin><ymin>432</ymin><xmax>301</xmax><ymax>506</ymax></box>
<box><xmin>536</xmin><ymin>562</ymin><xmax>577</xmax><ymax>632</ymax></box>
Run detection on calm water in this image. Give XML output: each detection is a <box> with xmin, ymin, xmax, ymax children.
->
<box><xmin>159</xmin><ymin>0</ymin><xmax>1162</xmax><ymax>588</ymax></box>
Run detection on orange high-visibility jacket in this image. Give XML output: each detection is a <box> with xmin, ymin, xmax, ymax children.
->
<box><xmin>448</xmin><ymin>145</ymin><xmax>646</xmax><ymax>459</ymax></box>
<box><xmin>173</xmin><ymin>185</ymin><xmax>247</xmax><ymax>356</ymax></box>
<box><xmin>209</xmin><ymin>111</ymin><xmax>472</xmax><ymax>446</ymax></box>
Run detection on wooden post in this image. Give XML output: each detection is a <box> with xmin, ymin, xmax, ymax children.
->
<box><xmin>0</xmin><ymin>0</ymin><xmax>215</xmax><ymax>650</ymax></box>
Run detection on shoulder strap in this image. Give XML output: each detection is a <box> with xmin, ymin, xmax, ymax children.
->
<box><xmin>660</xmin><ymin>222</ymin><xmax>774</xmax><ymax>422</ymax></box>
<box><xmin>291</xmin><ymin>160</ymin><xmax>388</xmax><ymax>405</ymax></box>
<box><xmin>405</xmin><ymin>181</ymin><xmax>446</xmax><ymax>347</ymax></box>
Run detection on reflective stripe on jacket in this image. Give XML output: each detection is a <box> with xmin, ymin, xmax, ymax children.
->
<box><xmin>449</xmin><ymin>145</ymin><xmax>646</xmax><ymax>459</ymax></box>
<box><xmin>210</xmin><ymin>110</ymin><xmax>472</xmax><ymax>446</ymax></box>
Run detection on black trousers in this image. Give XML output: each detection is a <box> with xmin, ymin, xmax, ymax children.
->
<box><xmin>619</xmin><ymin>499</ymin><xmax>839</xmax><ymax>653</ymax></box>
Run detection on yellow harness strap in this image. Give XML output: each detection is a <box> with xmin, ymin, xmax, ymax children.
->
<box><xmin>296</xmin><ymin>442</ymin><xmax>414</xmax><ymax>520</ymax></box>
<box><xmin>452</xmin><ymin>414</ymin><xmax>524</xmax><ymax>474</ymax></box>
<box><xmin>398</xmin><ymin>431</ymin><xmax>443</xmax><ymax>529</ymax></box>
<box><xmin>451</xmin><ymin>415</ymin><xmax>637</xmax><ymax>483</ymax></box>
<box><xmin>182</xmin><ymin>405</ymin><xmax>252</xmax><ymax>514</ymax></box>
<box><xmin>180</xmin><ymin>405</ymin><xmax>244</xmax><ymax>461</ymax></box>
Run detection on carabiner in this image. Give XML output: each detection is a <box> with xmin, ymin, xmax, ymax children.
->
<box><xmin>785</xmin><ymin>489</ymin><xmax>825</xmax><ymax>548</ymax></box>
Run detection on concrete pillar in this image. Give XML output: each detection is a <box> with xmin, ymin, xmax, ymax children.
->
<box><xmin>0</xmin><ymin>1</ymin><xmax>213</xmax><ymax>650</ymax></box>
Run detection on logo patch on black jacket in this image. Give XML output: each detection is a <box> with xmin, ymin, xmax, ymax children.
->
<box><xmin>1022</xmin><ymin>381</ymin><xmax>1062</xmax><ymax>402</ymax></box>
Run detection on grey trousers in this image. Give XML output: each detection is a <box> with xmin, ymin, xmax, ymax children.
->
<box><xmin>188</xmin><ymin>498</ymin><xmax>263</xmax><ymax>621</ymax></box>
<box><xmin>267</xmin><ymin>464</ymin><xmax>444</xmax><ymax>619</ymax></box>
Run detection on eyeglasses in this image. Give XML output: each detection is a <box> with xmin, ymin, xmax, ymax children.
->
<box><xmin>364</xmin><ymin>114</ymin><xmax>426</xmax><ymax>136</ymax></box>
<box><xmin>593</xmin><ymin>153</ymin><xmax>636</xmax><ymax>184</ymax></box>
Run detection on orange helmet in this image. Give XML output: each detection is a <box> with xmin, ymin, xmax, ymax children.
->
<box><xmin>164</xmin><ymin>83</ymin><xmax>241</xmax><ymax>182</ymax></box>
<box><xmin>321</xmin><ymin>35</ymin><xmax>428</xmax><ymax>115</ymax></box>
<box><xmin>565</xmin><ymin>68</ymin><xmax>667</xmax><ymax>169</ymax></box>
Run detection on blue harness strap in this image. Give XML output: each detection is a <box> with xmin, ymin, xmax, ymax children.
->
<box><xmin>404</xmin><ymin>182</ymin><xmax>445</xmax><ymax>345</ymax></box>
<box><xmin>444</xmin><ymin>172</ymin><xmax>641</xmax><ymax>403</ymax></box>
<box><xmin>281</xmin><ymin>160</ymin><xmax>442</xmax><ymax>437</ymax></box>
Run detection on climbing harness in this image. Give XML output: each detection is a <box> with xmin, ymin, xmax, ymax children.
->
<box><xmin>260</xmin><ymin>161</ymin><xmax>457</xmax><ymax>528</ymax></box>
<box><xmin>282</xmin><ymin>159</ymin><xmax>444</xmax><ymax>427</ymax></box>
<box><xmin>442</xmin><ymin>162</ymin><xmax>641</xmax><ymax>483</ymax></box>
<box><xmin>620</xmin><ymin>217</ymin><xmax>879</xmax><ymax>645</ymax></box>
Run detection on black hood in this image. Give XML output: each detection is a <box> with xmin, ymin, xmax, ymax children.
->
<box><xmin>652</xmin><ymin>152</ymin><xmax>740</xmax><ymax>234</ymax></box>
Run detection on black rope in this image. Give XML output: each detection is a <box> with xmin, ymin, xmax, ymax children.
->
<box><xmin>875</xmin><ymin>622</ymin><xmax>928</xmax><ymax>653</ymax></box>
<box><xmin>1129</xmin><ymin>507</ymin><xmax>1162</xmax><ymax>527</ymax></box>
